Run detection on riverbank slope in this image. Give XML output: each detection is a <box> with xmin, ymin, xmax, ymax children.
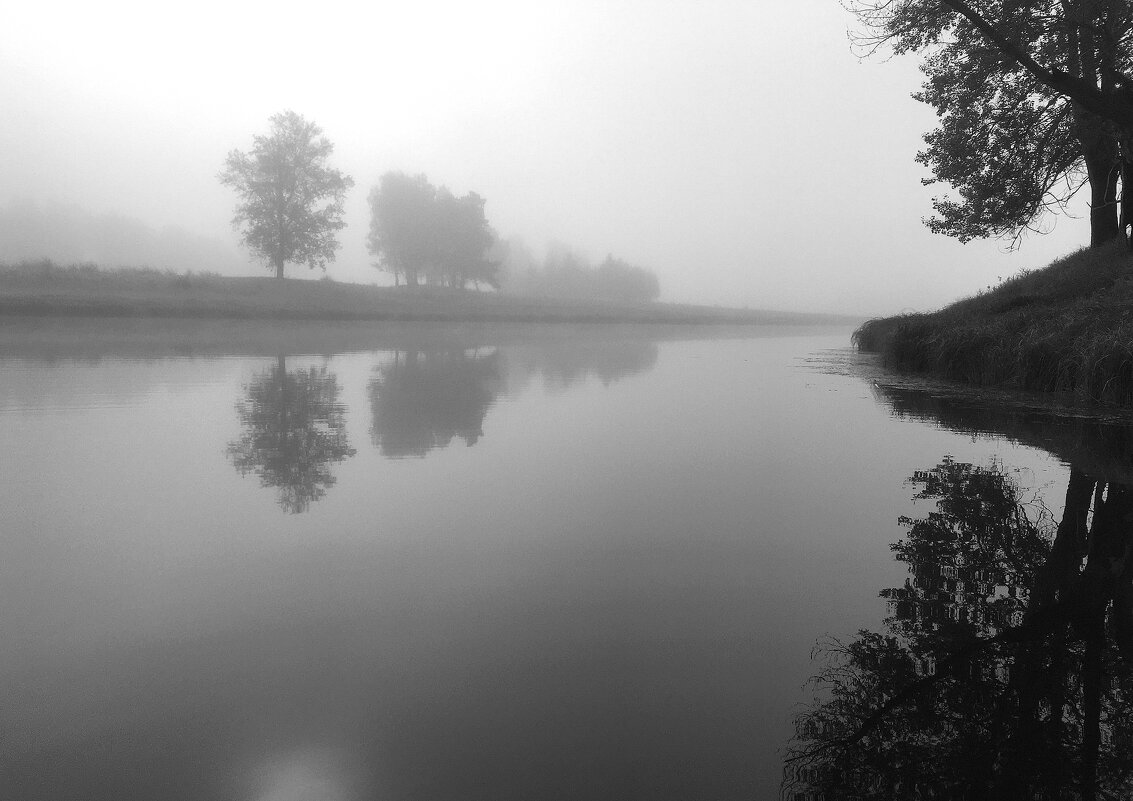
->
<box><xmin>854</xmin><ymin>241</ymin><xmax>1133</xmax><ymax>405</ymax></box>
<box><xmin>0</xmin><ymin>263</ymin><xmax>857</xmax><ymax>326</ymax></box>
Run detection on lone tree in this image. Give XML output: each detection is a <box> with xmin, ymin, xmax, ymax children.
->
<box><xmin>848</xmin><ymin>0</ymin><xmax>1133</xmax><ymax>249</ymax></box>
<box><xmin>220</xmin><ymin>111</ymin><xmax>353</xmax><ymax>278</ymax></box>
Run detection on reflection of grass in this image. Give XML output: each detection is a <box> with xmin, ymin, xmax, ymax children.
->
<box><xmin>854</xmin><ymin>242</ymin><xmax>1133</xmax><ymax>405</ymax></box>
<box><xmin>0</xmin><ymin>259</ymin><xmax>852</xmax><ymax>325</ymax></box>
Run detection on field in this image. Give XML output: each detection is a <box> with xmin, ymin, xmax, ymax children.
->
<box><xmin>0</xmin><ymin>261</ymin><xmax>857</xmax><ymax>326</ymax></box>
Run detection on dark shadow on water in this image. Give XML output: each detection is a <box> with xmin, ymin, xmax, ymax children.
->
<box><xmin>228</xmin><ymin>355</ymin><xmax>355</xmax><ymax>512</ymax></box>
<box><xmin>873</xmin><ymin>382</ymin><xmax>1133</xmax><ymax>484</ymax></box>
<box><xmin>785</xmin><ymin>384</ymin><xmax>1133</xmax><ymax>798</ymax></box>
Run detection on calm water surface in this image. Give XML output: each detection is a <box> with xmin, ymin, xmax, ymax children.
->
<box><xmin>1</xmin><ymin>321</ymin><xmax>1117</xmax><ymax>799</ymax></box>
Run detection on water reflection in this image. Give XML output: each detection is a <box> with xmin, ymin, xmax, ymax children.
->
<box><xmin>503</xmin><ymin>338</ymin><xmax>659</xmax><ymax>393</ymax></box>
<box><xmin>369</xmin><ymin>349</ymin><xmax>502</xmax><ymax>458</ymax></box>
<box><xmin>871</xmin><ymin>382</ymin><xmax>1133</xmax><ymax>484</ymax></box>
<box><xmin>365</xmin><ymin>339</ymin><xmax>659</xmax><ymax>458</ymax></box>
<box><xmin>785</xmin><ymin>453</ymin><xmax>1133</xmax><ymax>799</ymax></box>
<box><xmin>228</xmin><ymin>355</ymin><xmax>355</xmax><ymax>512</ymax></box>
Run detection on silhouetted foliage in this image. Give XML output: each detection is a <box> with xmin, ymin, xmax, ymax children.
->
<box><xmin>915</xmin><ymin>48</ymin><xmax>1089</xmax><ymax>245</ymax></box>
<box><xmin>219</xmin><ymin>111</ymin><xmax>353</xmax><ymax>278</ymax></box>
<box><xmin>784</xmin><ymin>457</ymin><xmax>1133</xmax><ymax>799</ymax></box>
<box><xmin>847</xmin><ymin>0</ymin><xmax>1133</xmax><ymax>248</ymax></box>
<box><xmin>228</xmin><ymin>356</ymin><xmax>355</xmax><ymax>512</ymax></box>
<box><xmin>369</xmin><ymin>349</ymin><xmax>501</xmax><ymax>458</ymax></box>
<box><xmin>367</xmin><ymin>172</ymin><xmax>498</xmax><ymax>289</ymax></box>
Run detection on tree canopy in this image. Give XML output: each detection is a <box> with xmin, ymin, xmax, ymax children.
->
<box><xmin>784</xmin><ymin>457</ymin><xmax>1133</xmax><ymax>798</ymax></box>
<box><xmin>367</xmin><ymin>172</ymin><xmax>499</xmax><ymax>289</ymax></box>
<box><xmin>219</xmin><ymin>111</ymin><xmax>353</xmax><ymax>278</ymax></box>
<box><xmin>848</xmin><ymin>0</ymin><xmax>1133</xmax><ymax>248</ymax></box>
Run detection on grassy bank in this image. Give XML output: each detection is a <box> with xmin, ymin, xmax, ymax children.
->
<box><xmin>854</xmin><ymin>241</ymin><xmax>1133</xmax><ymax>405</ymax></box>
<box><xmin>0</xmin><ymin>260</ymin><xmax>858</xmax><ymax>326</ymax></box>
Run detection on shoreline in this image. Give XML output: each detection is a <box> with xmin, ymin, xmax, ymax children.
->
<box><xmin>0</xmin><ymin>316</ymin><xmax>856</xmax><ymax>363</ymax></box>
<box><xmin>0</xmin><ymin>271</ymin><xmax>860</xmax><ymax>327</ymax></box>
<box><xmin>853</xmin><ymin>242</ymin><xmax>1133</xmax><ymax>407</ymax></box>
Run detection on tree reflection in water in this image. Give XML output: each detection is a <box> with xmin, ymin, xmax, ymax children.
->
<box><xmin>784</xmin><ymin>457</ymin><xmax>1133</xmax><ymax>800</ymax></box>
<box><xmin>369</xmin><ymin>349</ymin><xmax>501</xmax><ymax>458</ymax></box>
<box><xmin>228</xmin><ymin>355</ymin><xmax>355</xmax><ymax>513</ymax></box>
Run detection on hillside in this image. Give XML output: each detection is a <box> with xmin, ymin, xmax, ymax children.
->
<box><xmin>854</xmin><ymin>241</ymin><xmax>1133</xmax><ymax>405</ymax></box>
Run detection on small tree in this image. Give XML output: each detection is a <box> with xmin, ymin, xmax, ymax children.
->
<box><xmin>220</xmin><ymin>111</ymin><xmax>353</xmax><ymax>279</ymax></box>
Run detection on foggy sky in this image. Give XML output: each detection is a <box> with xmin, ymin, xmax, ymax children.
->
<box><xmin>0</xmin><ymin>0</ymin><xmax>1090</xmax><ymax>315</ymax></box>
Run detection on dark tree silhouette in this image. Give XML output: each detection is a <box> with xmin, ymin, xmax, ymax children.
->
<box><xmin>228</xmin><ymin>356</ymin><xmax>356</xmax><ymax>513</ymax></box>
<box><xmin>784</xmin><ymin>458</ymin><xmax>1133</xmax><ymax>800</ymax></box>
<box><xmin>219</xmin><ymin>111</ymin><xmax>353</xmax><ymax>278</ymax></box>
<box><xmin>368</xmin><ymin>349</ymin><xmax>501</xmax><ymax>458</ymax></box>
<box><xmin>847</xmin><ymin>1</ymin><xmax>1133</xmax><ymax>248</ymax></box>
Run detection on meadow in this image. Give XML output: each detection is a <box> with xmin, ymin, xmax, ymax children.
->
<box><xmin>0</xmin><ymin>260</ymin><xmax>852</xmax><ymax>327</ymax></box>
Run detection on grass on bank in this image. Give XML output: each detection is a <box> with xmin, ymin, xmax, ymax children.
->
<box><xmin>854</xmin><ymin>241</ymin><xmax>1133</xmax><ymax>405</ymax></box>
<box><xmin>0</xmin><ymin>259</ymin><xmax>859</xmax><ymax>326</ymax></box>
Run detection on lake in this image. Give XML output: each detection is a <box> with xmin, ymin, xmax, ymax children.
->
<box><xmin>2</xmin><ymin>319</ymin><xmax>1128</xmax><ymax>799</ymax></box>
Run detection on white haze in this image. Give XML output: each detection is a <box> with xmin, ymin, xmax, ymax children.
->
<box><xmin>0</xmin><ymin>0</ymin><xmax>1089</xmax><ymax>315</ymax></box>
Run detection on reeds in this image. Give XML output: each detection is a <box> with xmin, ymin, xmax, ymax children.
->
<box><xmin>854</xmin><ymin>241</ymin><xmax>1133</xmax><ymax>405</ymax></box>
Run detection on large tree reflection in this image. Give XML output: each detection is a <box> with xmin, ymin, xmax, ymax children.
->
<box><xmin>228</xmin><ymin>356</ymin><xmax>355</xmax><ymax>513</ymax></box>
<box><xmin>369</xmin><ymin>349</ymin><xmax>501</xmax><ymax>458</ymax></box>
<box><xmin>784</xmin><ymin>458</ymin><xmax>1133</xmax><ymax>800</ymax></box>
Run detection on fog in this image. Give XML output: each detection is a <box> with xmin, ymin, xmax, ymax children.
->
<box><xmin>1</xmin><ymin>0</ymin><xmax>1090</xmax><ymax>314</ymax></box>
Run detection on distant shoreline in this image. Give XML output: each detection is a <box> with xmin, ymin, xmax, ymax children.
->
<box><xmin>0</xmin><ymin>269</ymin><xmax>861</xmax><ymax>327</ymax></box>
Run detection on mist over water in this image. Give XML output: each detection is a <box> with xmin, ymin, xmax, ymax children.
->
<box><xmin>5</xmin><ymin>322</ymin><xmax>1114</xmax><ymax>798</ymax></box>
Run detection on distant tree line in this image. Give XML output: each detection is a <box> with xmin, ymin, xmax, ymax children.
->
<box><xmin>218</xmin><ymin>112</ymin><xmax>663</xmax><ymax>300</ymax></box>
<box><xmin>496</xmin><ymin>240</ymin><xmax>660</xmax><ymax>303</ymax></box>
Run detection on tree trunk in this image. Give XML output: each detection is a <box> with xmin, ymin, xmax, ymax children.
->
<box><xmin>1087</xmin><ymin>151</ymin><xmax>1121</xmax><ymax>248</ymax></box>
<box><xmin>1076</xmin><ymin>107</ymin><xmax>1122</xmax><ymax>247</ymax></box>
<box><xmin>274</xmin><ymin>256</ymin><xmax>285</xmax><ymax>279</ymax></box>
<box><xmin>1121</xmin><ymin>154</ymin><xmax>1133</xmax><ymax>249</ymax></box>
<box><xmin>1031</xmin><ymin>468</ymin><xmax>1095</xmax><ymax>612</ymax></box>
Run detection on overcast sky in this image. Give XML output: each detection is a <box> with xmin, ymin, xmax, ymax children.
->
<box><xmin>0</xmin><ymin>0</ymin><xmax>1090</xmax><ymax>314</ymax></box>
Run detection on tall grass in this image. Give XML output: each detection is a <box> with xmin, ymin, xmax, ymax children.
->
<box><xmin>0</xmin><ymin>258</ymin><xmax>222</xmax><ymax>286</ymax></box>
<box><xmin>854</xmin><ymin>241</ymin><xmax>1133</xmax><ymax>405</ymax></box>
